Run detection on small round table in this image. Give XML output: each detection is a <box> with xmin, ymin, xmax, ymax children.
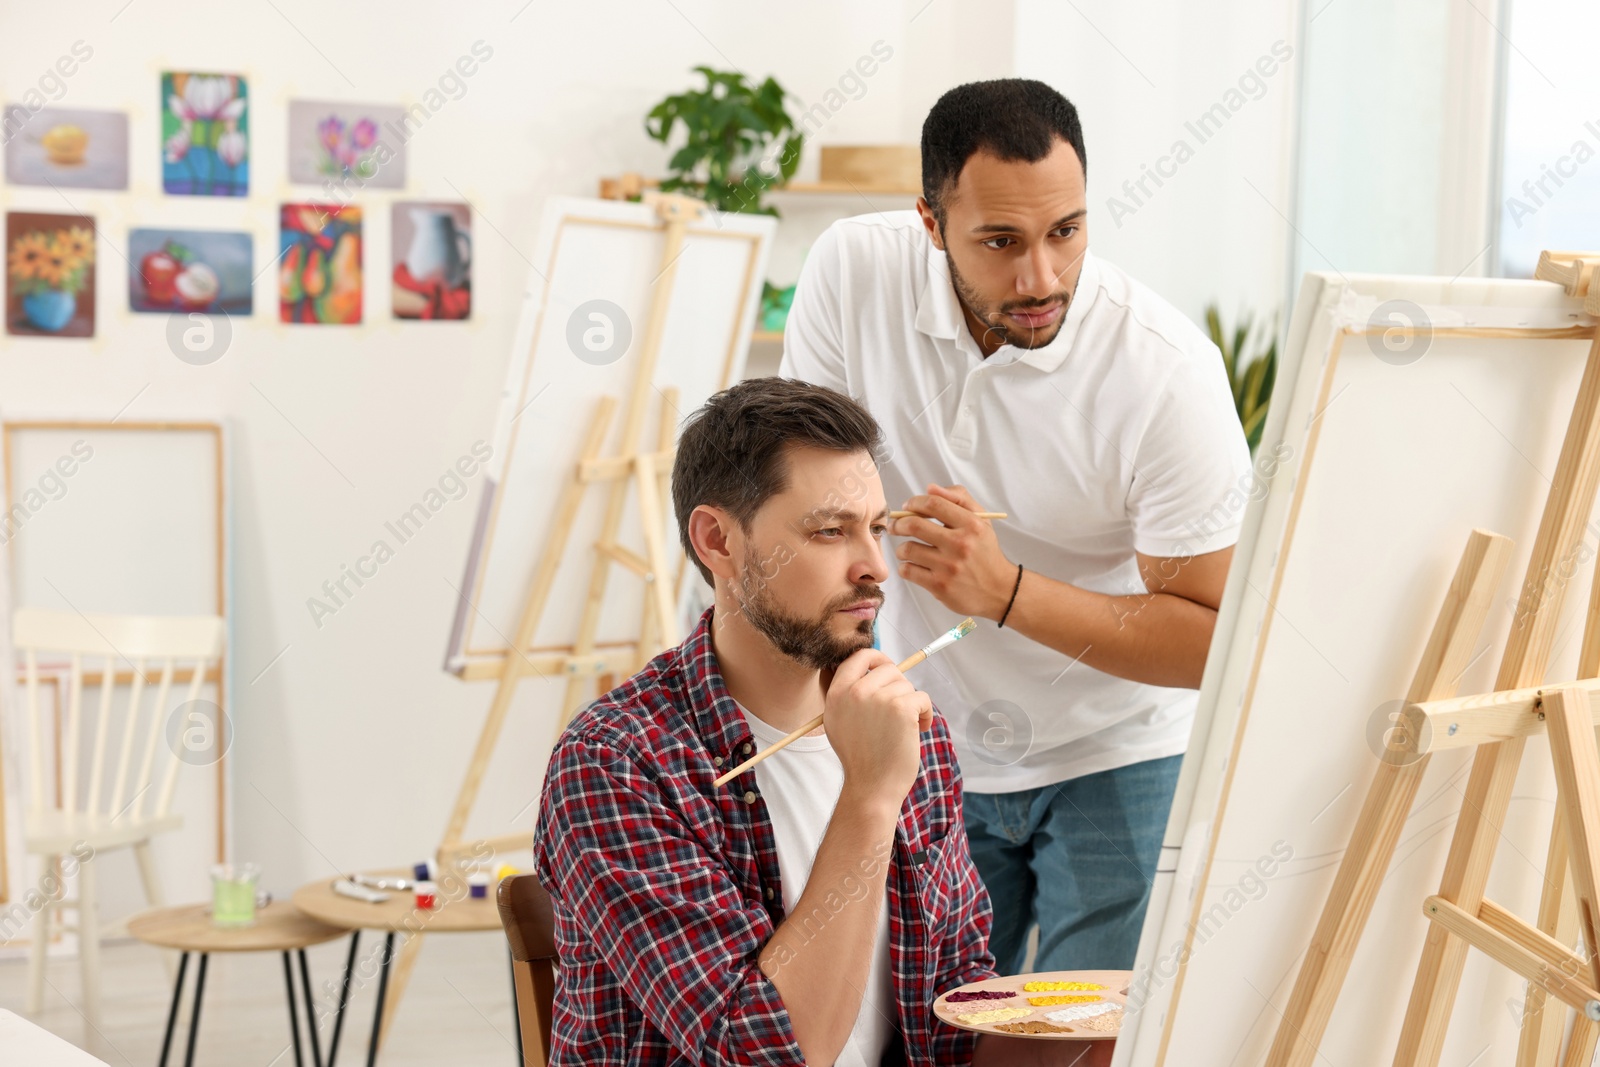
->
<box><xmin>128</xmin><ymin>901</ymin><xmax>352</xmax><ymax>1067</ymax></box>
<box><xmin>291</xmin><ymin>869</ymin><xmax>507</xmax><ymax>1067</ymax></box>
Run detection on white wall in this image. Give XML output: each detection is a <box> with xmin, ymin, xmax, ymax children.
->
<box><xmin>0</xmin><ymin>0</ymin><xmax>1027</xmax><ymax>907</ymax></box>
<box><xmin>1014</xmin><ymin>0</ymin><xmax>1300</xmax><ymax>334</ymax></box>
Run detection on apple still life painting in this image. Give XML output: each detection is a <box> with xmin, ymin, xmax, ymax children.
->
<box><xmin>128</xmin><ymin>229</ymin><xmax>253</xmax><ymax>315</ymax></box>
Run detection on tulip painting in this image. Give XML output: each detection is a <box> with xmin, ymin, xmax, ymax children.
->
<box><xmin>162</xmin><ymin>72</ymin><xmax>249</xmax><ymax>196</ymax></box>
<box><xmin>279</xmin><ymin>204</ymin><xmax>362</xmax><ymax>324</ymax></box>
<box><xmin>287</xmin><ymin>100</ymin><xmax>407</xmax><ymax>190</ymax></box>
<box><xmin>7</xmin><ymin>211</ymin><xmax>96</xmax><ymax>338</ymax></box>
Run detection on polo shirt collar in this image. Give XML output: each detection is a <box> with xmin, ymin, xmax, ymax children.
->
<box><xmin>914</xmin><ymin>235</ymin><xmax>1100</xmax><ymax>375</ymax></box>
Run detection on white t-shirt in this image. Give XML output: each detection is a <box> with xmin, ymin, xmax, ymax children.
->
<box><xmin>780</xmin><ymin>211</ymin><xmax>1254</xmax><ymax>793</ymax></box>
<box><xmin>738</xmin><ymin>704</ymin><xmax>895</xmax><ymax>1067</ymax></box>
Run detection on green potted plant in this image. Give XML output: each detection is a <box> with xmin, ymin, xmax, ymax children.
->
<box><xmin>1205</xmin><ymin>304</ymin><xmax>1277</xmax><ymax>453</ymax></box>
<box><xmin>645</xmin><ymin>66</ymin><xmax>803</xmax><ymax>217</ymax></box>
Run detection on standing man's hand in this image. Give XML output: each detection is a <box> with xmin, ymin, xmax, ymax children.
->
<box><xmin>891</xmin><ymin>484</ymin><xmax>1016</xmax><ymax>620</ymax></box>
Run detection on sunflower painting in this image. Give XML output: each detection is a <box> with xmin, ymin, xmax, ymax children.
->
<box><xmin>162</xmin><ymin>71</ymin><xmax>249</xmax><ymax>196</ymax></box>
<box><xmin>7</xmin><ymin>212</ymin><xmax>96</xmax><ymax>337</ymax></box>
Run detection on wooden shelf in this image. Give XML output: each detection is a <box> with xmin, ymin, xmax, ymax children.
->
<box><xmin>751</xmin><ymin>330</ymin><xmax>784</xmax><ymax>343</ymax></box>
<box><xmin>599</xmin><ymin>175</ymin><xmax>920</xmax><ymax>202</ymax></box>
<box><xmin>775</xmin><ymin>181</ymin><xmax>920</xmax><ymax>197</ymax></box>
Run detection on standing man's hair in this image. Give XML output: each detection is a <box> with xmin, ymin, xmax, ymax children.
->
<box><xmin>672</xmin><ymin>377</ymin><xmax>885</xmax><ymax>585</ymax></box>
<box><xmin>920</xmin><ymin>79</ymin><xmax>1087</xmax><ymax>227</ymax></box>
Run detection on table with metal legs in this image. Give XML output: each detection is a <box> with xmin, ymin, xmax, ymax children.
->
<box><xmin>129</xmin><ymin>902</ymin><xmax>351</xmax><ymax>1067</ymax></box>
<box><xmin>292</xmin><ymin>870</ymin><xmax>511</xmax><ymax>1066</ymax></box>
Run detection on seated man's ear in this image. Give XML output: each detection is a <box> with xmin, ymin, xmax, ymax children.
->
<box><xmin>688</xmin><ymin>505</ymin><xmax>739</xmax><ymax>584</ymax></box>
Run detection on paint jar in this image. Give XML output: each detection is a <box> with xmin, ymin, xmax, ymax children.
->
<box><xmin>211</xmin><ymin>863</ymin><xmax>260</xmax><ymax>928</ymax></box>
<box><xmin>414</xmin><ymin>880</ymin><xmax>439</xmax><ymax>910</ymax></box>
<box><xmin>412</xmin><ymin>859</ymin><xmax>439</xmax><ymax>883</ymax></box>
<box><xmin>468</xmin><ymin>871</ymin><xmax>490</xmax><ymax>899</ymax></box>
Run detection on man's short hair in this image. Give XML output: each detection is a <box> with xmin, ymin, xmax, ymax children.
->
<box><xmin>920</xmin><ymin>78</ymin><xmax>1087</xmax><ymax>226</ymax></box>
<box><xmin>672</xmin><ymin>377</ymin><xmax>885</xmax><ymax>586</ymax></box>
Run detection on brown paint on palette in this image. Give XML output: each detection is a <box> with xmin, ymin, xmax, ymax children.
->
<box><xmin>997</xmin><ymin>1020</ymin><xmax>1076</xmax><ymax>1035</ymax></box>
<box><xmin>932</xmin><ymin>969</ymin><xmax>1132</xmax><ymax>1042</ymax></box>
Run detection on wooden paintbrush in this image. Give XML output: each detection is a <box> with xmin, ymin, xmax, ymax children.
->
<box><xmin>713</xmin><ymin>617</ymin><xmax>978</xmax><ymax>788</ymax></box>
<box><xmin>889</xmin><ymin>510</ymin><xmax>1007</xmax><ymax>520</ymax></box>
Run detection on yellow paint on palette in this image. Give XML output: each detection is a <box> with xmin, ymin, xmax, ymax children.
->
<box><xmin>955</xmin><ymin>1007</ymin><xmax>1033</xmax><ymax>1026</ymax></box>
<box><xmin>1023</xmin><ymin>981</ymin><xmax>1105</xmax><ymax>992</ymax></box>
<box><xmin>1027</xmin><ymin>994</ymin><xmax>1102</xmax><ymax>1006</ymax></box>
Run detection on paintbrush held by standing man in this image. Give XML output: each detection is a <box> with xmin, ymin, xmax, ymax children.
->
<box><xmin>782</xmin><ymin>78</ymin><xmax>1254</xmax><ymax>977</ymax></box>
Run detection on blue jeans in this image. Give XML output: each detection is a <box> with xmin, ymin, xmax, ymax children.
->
<box><xmin>963</xmin><ymin>754</ymin><xmax>1183</xmax><ymax>972</ymax></box>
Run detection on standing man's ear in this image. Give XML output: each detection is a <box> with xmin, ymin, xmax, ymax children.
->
<box><xmin>915</xmin><ymin>197</ymin><xmax>946</xmax><ymax>252</ymax></box>
<box><xmin>688</xmin><ymin>504</ymin><xmax>739</xmax><ymax>584</ymax></box>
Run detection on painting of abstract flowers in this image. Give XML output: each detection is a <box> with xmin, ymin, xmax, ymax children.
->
<box><xmin>287</xmin><ymin>100</ymin><xmax>407</xmax><ymax>190</ymax></box>
<box><xmin>7</xmin><ymin>212</ymin><xmax>96</xmax><ymax>338</ymax></box>
<box><xmin>280</xmin><ymin>204</ymin><xmax>361</xmax><ymax>324</ymax></box>
<box><xmin>162</xmin><ymin>72</ymin><xmax>248</xmax><ymax>196</ymax></box>
<box><xmin>4</xmin><ymin>106</ymin><xmax>129</xmax><ymax>190</ymax></box>
<box><xmin>128</xmin><ymin>229</ymin><xmax>253</xmax><ymax>315</ymax></box>
<box><xmin>392</xmin><ymin>202</ymin><xmax>470</xmax><ymax>320</ymax></box>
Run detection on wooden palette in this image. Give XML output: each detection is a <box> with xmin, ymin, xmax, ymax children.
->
<box><xmin>933</xmin><ymin>969</ymin><xmax>1132</xmax><ymax>1041</ymax></box>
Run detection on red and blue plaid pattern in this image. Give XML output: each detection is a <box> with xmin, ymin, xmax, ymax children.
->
<box><xmin>533</xmin><ymin>607</ymin><xmax>997</xmax><ymax>1065</ymax></box>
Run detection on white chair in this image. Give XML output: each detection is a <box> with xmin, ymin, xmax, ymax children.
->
<box><xmin>15</xmin><ymin>608</ymin><xmax>226</xmax><ymax>1029</ymax></box>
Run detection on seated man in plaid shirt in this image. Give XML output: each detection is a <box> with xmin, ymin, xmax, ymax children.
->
<box><xmin>534</xmin><ymin>377</ymin><xmax>1112</xmax><ymax>1066</ymax></box>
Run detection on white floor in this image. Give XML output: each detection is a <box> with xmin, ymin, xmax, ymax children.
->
<box><xmin>0</xmin><ymin>930</ymin><xmax>520</xmax><ymax>1065</ymax></box>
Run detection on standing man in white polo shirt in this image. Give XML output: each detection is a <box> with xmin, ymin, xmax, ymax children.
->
<box><xmin>780</xmin><ymin>79</ymin><xmax>1254</xmax><ymax>974</ymax></box>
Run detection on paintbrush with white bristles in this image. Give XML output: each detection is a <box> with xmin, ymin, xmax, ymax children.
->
<box><xmin>712</xmin><ymin>617</ymin><xmax>977</xmax><ymax>787</ymax></box>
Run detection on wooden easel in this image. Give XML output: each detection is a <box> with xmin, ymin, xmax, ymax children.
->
<box><xmin>1265</xmin><ymin>251</ymin><xmax>1600</xmax><ymax>1067</ymax></box>
<box><xmin>378</xmin><ymin>193</ymin><xmax>706</xmax><ymax>1044</ymax></box>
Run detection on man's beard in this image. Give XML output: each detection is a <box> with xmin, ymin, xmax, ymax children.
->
<box><xmin>736</xmin><ymin>547</ymin><xmax>882</xmax><ymax>671</ymax></box>
<box><xmin>946</xmin><ymin>249</ymin><xmax>1074</xmax><ymax>352</ymax></box>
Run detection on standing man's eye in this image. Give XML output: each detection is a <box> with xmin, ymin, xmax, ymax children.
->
<box><xmin>981</xmin><ymin>236</ymin><xmax>1014</xmax><ymax>250</ymax></box>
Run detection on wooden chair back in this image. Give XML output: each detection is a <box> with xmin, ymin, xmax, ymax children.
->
<box><xmin>497</xmin><ymin>873</ymin><xmax>558</xmax><ymax>1066</ymax></box>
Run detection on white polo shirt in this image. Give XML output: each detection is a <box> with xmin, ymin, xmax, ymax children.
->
<box><xmin>779</xmin><ymin>211</ymin><xmax>1253</xmax><ymax>793</ymax></box>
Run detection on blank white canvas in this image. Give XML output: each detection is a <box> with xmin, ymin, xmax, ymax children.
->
<box><xmin>1116</xmin><ymin>272</ymin><xmax>1598</xmax><ymax>1067</ymax></box>
<box><xmin>444</xmin><ymin>196</ymin><xmax>773</xmax><ymax>672</ymax></box>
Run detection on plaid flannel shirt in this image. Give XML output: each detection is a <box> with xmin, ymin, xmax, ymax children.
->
<box><xmin>532</xmin><ymin>607</ymin><xmax>997</xmax><ymax>1065</ymax></box>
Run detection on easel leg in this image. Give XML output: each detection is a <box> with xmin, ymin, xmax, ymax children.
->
<box><xmin>1265</xmin><ymin>530</ymin><xmax>1513</xmax><ymax>1067</ymax></box>
<box><xmin>1392</xmin><ymin>328</ymin><xmax>1600</xmax><ymax>1067</ymax></box>
<box><xmin>1546</xmin><ymin>686</ymin><xmax>1600</xmax><ymax>1063</ymax></box>
<box><xmin>559</xmin><ymin>212</ymin><xmax>694</xmax><ymax>729</ymax></box>
<box><xmin>1516</xmin><ymin>809</ymin><xmax>1579</xmax><ymax>1067</ymax></box>
<box><xmin>1518</xmin><ymin>476</ymin><xmax>1600</xmax><ymax>1067</ymax></box>
<box><xmin>441</xmin><ymin>396</ymin><xmax>618</xmax><ymax>853</ymax></box>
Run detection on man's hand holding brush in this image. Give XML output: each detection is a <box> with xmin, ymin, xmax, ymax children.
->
<box><xmin>824</xmin><ymin>648</ymin><xmax>934</xmax><ymax>811</ymax></box>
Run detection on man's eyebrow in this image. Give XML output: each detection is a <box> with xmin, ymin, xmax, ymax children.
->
<box><xmin>971</xmin><ymin>209</ymin><xmax>1087</xmax><ymax>235</ymax></box>
<box><xmin>808</xmin><ymin>506</ymin><xmax>891</xmax><ymax>523</ymax></box>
